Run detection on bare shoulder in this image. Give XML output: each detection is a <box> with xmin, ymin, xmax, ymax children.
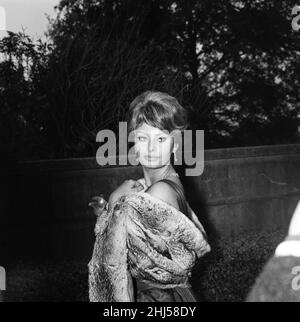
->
<box><xmin>145</xmin><ymin>181</ymin><xmax>179</xmax><ymax>210</ymax></box>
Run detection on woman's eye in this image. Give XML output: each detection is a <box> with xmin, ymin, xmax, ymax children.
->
<box><xmin>158</xmin><ymin>137</ymin><xmax>166</xmax><ymax>142</ymax></box>
<box><xmin>137</xmin><ymin>136</ymin><xmax>166</xmax><ymax>142</ymax></box>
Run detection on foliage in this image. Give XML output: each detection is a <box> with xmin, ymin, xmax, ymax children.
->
<box><xmin>4</xmin><ymin>230</ymin><xmax>286</xmax><ymax>302</ymax></box>
<box><xmin>0</xmin><ymin>0</ymin><xmax>299</xmax><ymax>160</ymax></box>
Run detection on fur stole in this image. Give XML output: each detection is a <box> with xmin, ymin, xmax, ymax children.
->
<box><xmin>88</xmin><ymin>191</ymin><xmax>211</xmax><ymax>302</ymax></box>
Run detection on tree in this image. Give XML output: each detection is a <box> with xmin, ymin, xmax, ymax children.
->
<box><xmin>0</xmin><ymin>0</ymin><xmax>299</xmax><ymax>161</ymax></box>
<box><xmin>0</xmin><ymin>31</ymin><xmax>52</xmax><ymax>160</ymax></box>
<box><xmin>45</xmin><ymin>0</ymin><xmax>300</xmax><ymax>152</ymax></box>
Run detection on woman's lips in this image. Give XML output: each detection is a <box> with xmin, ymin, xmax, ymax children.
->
<box><xmin>145</xmin><ymin>155</ymin><xmax>159</xmax><ymax>160</ymax></box>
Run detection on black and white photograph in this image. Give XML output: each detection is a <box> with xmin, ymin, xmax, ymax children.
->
<box><xmin>0</xmin><ymin>0</ymin><xmax>300</xmax><ymax>304</ymax></box>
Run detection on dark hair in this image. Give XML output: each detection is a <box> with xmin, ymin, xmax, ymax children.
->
<box><xmin>126</xmin><ymin>91</ymin><xmax>189</xmax><ymax>135</ymax></box>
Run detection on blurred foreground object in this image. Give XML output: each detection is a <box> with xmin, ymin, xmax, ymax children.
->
<box><xmin>288</xmin><ymin>201</ymin><xmax>300</xmax><ymax>237</ymax></box>
<box><xmin>247</xmin><ymin>201</ymin><xmax>300</xmax><ymax>302</ymax></box>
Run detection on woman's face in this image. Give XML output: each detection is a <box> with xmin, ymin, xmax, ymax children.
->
<box><xmin>133</xmin><ymin>123</ymin><xmax>175</xmax><ymax>168</ymax></box>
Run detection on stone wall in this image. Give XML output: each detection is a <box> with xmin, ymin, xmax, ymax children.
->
<box><xmin>0</xmin><ymin>144</ymin><xmax>299</xmax><ymax>263</ymax></box>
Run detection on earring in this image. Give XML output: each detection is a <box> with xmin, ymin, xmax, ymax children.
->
<box><xmin>173</xmin><ymin>151</ymin><xmax>177</xmax><ymax>162</ymax></box>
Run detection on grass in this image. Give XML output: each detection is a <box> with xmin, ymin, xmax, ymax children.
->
<box><xmin>3</xmin><ymin>229</ymin><xmax>286</xmax><ymax>302</ymax></box>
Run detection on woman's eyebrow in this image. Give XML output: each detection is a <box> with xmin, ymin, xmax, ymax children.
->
<box><xmin>136</xmin><ymin>131</ymin><xmax>168</xmax><ymax>136</ymax></box>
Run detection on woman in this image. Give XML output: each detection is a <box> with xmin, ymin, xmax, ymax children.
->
<box><xmin>88</xmin><ymin>91</ymin><xmax>210</xmax><ymax>302</ymax></box>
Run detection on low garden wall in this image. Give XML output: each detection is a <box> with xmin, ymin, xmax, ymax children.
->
<box><xmin>0</xmin><ymin>144</ymin><xmax>299</xmax><ymax>263</ymax></box>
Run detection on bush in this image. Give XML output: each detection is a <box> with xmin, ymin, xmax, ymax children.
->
<box><xmin>4</xmin><ymin>229</ymin><xmax>286</xmax><ymax>302</ymax></box>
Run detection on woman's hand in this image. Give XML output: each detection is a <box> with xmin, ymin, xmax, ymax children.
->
<box><xmin>108</xmin><ymin>179</ymin><xmax>144</xmax><ymax>210</ymax></box>
<box><xmin>88</xmin><ymin>195</ymin><xmax>107</xmax><ymax>217</ymax></box>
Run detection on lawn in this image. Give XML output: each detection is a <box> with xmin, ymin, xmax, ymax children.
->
<box><xmin>3</xmin><ymin>229</ymin><xmax>286</xmax><ymax>302</ymax></box>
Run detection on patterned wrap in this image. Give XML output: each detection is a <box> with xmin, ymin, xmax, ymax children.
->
<box><xmin>88</xmin><ymin>188</ymin><xmax>211</xmax><ymax>302</ymax></box>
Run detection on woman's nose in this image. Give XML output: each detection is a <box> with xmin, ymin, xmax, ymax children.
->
<box><xmin>148</xmin><ymin>139</ymin><xmax>155</xmax><ymax>152</ymax></box>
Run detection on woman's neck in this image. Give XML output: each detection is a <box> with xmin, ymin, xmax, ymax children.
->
<box><xmin>142</xmin><ymin>164</ymin><xmax>176</xmax><ymax>187</ymax></box>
